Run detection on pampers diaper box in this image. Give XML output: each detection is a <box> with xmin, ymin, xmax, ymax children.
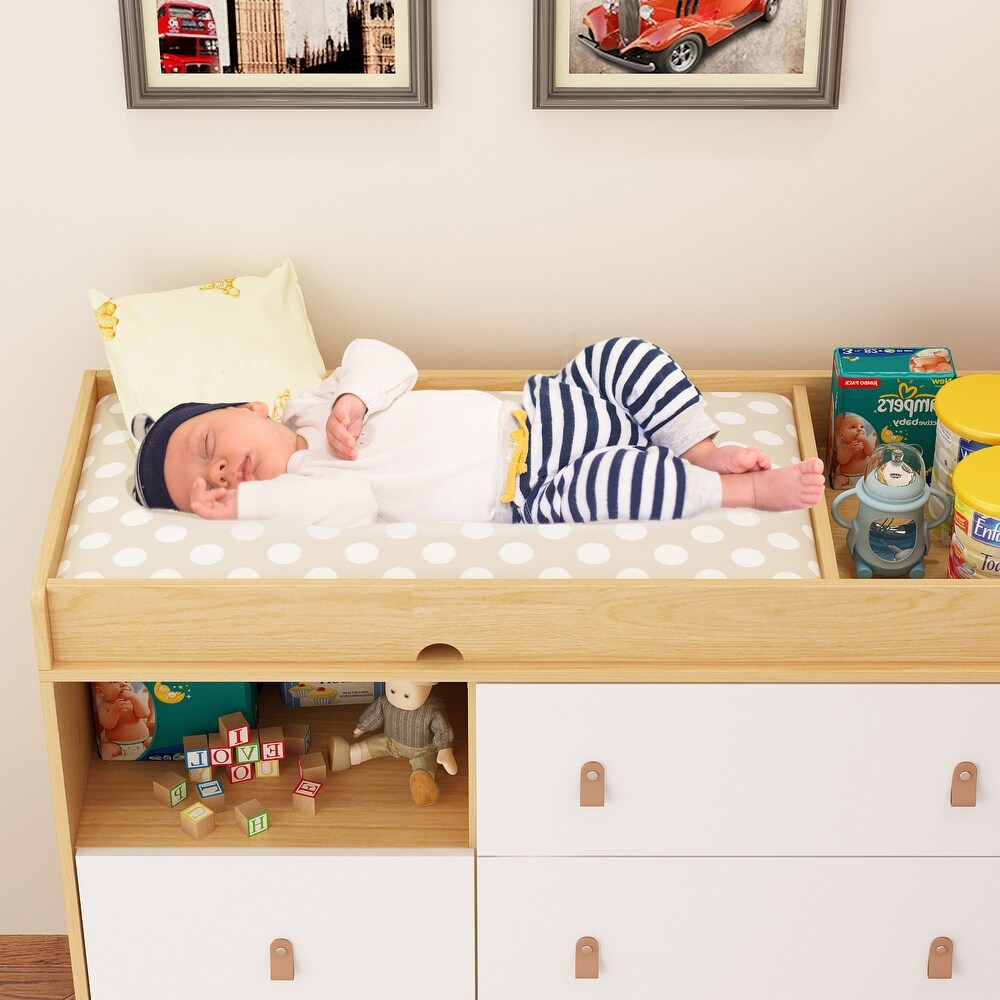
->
<box><xmin>92</xmin><ymin>681</ymin><xmax>258</xmax><ymax>761</ymax></box>
<box><xmin>826</xmin><ymin>348</ymin><xmax>956</xmax><ymax>489</ymax></box>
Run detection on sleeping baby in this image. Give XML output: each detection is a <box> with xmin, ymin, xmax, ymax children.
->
<box><xmin>132</xmin><ymin>337</ymin><xmax>825</xmax><ymax>528</ymax></box>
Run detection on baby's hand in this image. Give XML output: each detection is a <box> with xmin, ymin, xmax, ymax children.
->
<box><xmin>327</xmin><ymin>393</ymin><xmax>368</xmax><ymax>460</ymax></box>
<box><xmin>190</xmin><ymin>478</ymin><xmax>239</xmax><ymax>520</ymax></box>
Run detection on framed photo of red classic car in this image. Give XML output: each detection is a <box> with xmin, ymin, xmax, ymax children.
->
<box><xmin>534</xmin><ymin>0</ymin><xmax>846</xmax><ymax>108</ymax></box>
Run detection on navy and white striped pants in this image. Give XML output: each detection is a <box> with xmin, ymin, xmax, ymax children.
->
<box><xmin>512</xmin><ymin>338</ymin><xmax>721</xmax><ymax>524</ymax></box>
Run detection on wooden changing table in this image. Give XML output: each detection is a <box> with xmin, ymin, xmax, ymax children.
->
<box><xmin>33</xmin><ymin>369</ymin><xmax>1000</xmax><ymax>1000</ymax></box>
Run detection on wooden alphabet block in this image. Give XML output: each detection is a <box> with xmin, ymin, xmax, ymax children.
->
<box><xmin>235</xmin><ymin>798</ymin><xmax>270</xmax><ymax>838</ymax></box>
<box><xmin>255</xmin><ymin>759</ymin><xmax>280</xmax><ymax>779</ymax></box>
<box><xmin>208</xmin><ymin>733</ymin><xmax>235</xmax><ymax>767</ymax></box>
<box><xmin>180</xmin><ymin>801</ymin><xmax>215</xmax><ymax>840</ymax></box>
<box><xmin>283</xmin><ymin>722</ymin><xmax>312</xmax><ymax>757</ymax></box>
<box><xmin>182</xmin><ymin>734</ymin><xmax>209</xmax><ymax>771</ymax></box>
<box><xmin>196</xmin><ymin>779</ymin><xmax>227</xmax><ymax>812</ymax></box>
<box><xmin>218</xmin><ymin>711</ymin><xmax>250</xmax><ymax>748</ymax></box>
<box><xmin>228</xmin><ymin>762</ymin><xmax>255</xmax><ymax>785</ymax></box>
<box><xmin>187</xmin><ymin>765</ymin><xmax>213</xmax><ymax>783</ymax></box>
<box><xmin>298</xmin><ymin>752</ymin><xmax>326</xmax><ymax>781</ymax></box>
<box><xmin>152</xmin><ymin>770</ymin><xmax>189</xmax><ymax>809</ymax></box>
<box><xmin>259</xmin><ymin>726</ymin><xmax>286</xmax><ymax>761</ymax></box>
<box><xmin>234</xmin><ymin>741</ymin><xmax>261</xmax><ymax>765</ymax></box>
<box><xmin>292</xmin><ymin>779</ymin><xmax>323</xmax><ymax>816</ymax></box>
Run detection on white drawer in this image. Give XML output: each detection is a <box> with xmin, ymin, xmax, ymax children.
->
<box><xmin>476</xmin><ymin>684</ymin><xmax>1000</xmax><ymax>856</ymax></box>
<box><xmin>77</xmin><ymin>848</ymin><xmax>474</xmax><ymax>1000</ymax></box>
<box><xmin>478</xmin><ymin>857</ymin><xmax>1000</xmax><ymax>1000</ymax></box>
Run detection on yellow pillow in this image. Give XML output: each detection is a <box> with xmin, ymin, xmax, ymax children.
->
<box><xmin>89</xmin><ymin>260</ymin><xmax>326</xmax><ymax>437</ymax></box>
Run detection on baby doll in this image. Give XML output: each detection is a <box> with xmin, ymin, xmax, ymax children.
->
<box><xmin>328</xmin><ymin>682</ymin><xmax>457</xmax><ymax>806</ymax></box>
<box><xmin>93</xmin><ymin>681</ymin><xmax>153</xmax><ymax>760</ymax></box>
<box><xmin>831</xmin><ymin>412</ymin><xmax>876</xmax><ymax>488</ymax></box>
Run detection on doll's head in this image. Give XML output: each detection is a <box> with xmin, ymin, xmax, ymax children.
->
<box><xmin>385</xmin><ymin>681</ymin><xmax>436</xmax><ymax>711</ymax></box>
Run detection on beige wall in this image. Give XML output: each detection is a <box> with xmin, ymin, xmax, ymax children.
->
<box><xmin>3</xmin><ymin>3</ymin><xmax>998</xmax><ymax>931</ymax></box>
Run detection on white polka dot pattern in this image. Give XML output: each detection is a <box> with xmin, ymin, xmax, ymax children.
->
<box><xmin>56</xmin><ymin>392</ymin><xmax>820</xmax><ymax>580</ymax></box>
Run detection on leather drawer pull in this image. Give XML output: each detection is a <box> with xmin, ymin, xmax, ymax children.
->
<box><xmin>928</xmin><ymin>937</ymin><xmax>953</xmax><ymax>979</ymax></box>
<box><xmin>580</xmin><ymin>761</ymin><xmax>606</xmax><ymax>807</ymax></box>
<box><xmin>576</xmin><ymin>936</ymin><xmax>600</xmax><ymax>979</ymax></box>
<box><xmin>951</xmin><ymin>762</ymin><xmax>978</xmax><ymax>807</ymax></box>
<box><xmin>270</xmin><ymin>938</ymin><xmax>295</xmax><ymax>981</ymax></box>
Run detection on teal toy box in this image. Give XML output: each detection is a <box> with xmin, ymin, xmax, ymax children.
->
<box><xmin>91</xmin><ymin>681</ymin><xmax>258</xmax><ymax>761</ymax></box>
<box><xmin>826</xmin><ymin>347</ymin><xmax>956</xmax><ymax>490</ymax></box>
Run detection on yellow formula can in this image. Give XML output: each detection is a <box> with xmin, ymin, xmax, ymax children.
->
<box><xmin>930</xmin><ymin>375</ymin><xmax>1000</xmax><ymax>543</ymax></box>
<box><xmin>948</xmin><ymin>447</ymin><xmax>1000</xmax><ymax>580</ymax></box>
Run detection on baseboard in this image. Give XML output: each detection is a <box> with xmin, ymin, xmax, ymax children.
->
<box><xmin>0</xmin><ymin>935</ymin><xmax>71</xmax><ymax>965</ymax></box>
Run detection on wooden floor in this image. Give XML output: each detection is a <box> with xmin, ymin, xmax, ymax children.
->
<box><xmin>0</xmin><ymin>937</ymin><xmax>74</xmax><ymax>1000</ymax></box>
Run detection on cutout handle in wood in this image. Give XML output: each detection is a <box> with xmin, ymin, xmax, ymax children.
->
<box><xmin>270</xmin><ymin>938</ymin><xmax>294</xmax><ymax>981</ymax></box>
<box><xmin>576</xmin><ymin>936</ymin><xmax>599</xmax><ymax>979</ymax></box>
<box><xmin>927</xmin><ymin>937</ymin><xmax>953</xmax><ymax>979</ymax></box>
<box><xmin>580</xmin><ymin>761</ymin><xmax>605</xmax><ymax>807</ymax></box>
<box><xmin>951</xmin><ymin>762</ymin><xmax>978</xmax><ymax>807</ymax></box>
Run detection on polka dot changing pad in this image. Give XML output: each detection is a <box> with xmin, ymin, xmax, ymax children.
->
<box><xmin>58</xmin><ymin>393</ymin><xmax>820</xmax><ymax>581</ymax></box>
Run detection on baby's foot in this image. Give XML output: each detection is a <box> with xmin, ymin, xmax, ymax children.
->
<box><xmin>685</xmin><ymin>440</ymin><xmax>772</xmax><ymax>474</ymax></box>
<box><xmin>720</xmin><ymin>458</ymin><xmax>826</xmax><ymax>512</ymax></box>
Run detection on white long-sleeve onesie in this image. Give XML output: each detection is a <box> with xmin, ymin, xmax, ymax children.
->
<box><xmin>236</xmin><ymin>339</ymin><xmax>519</xmax><ymax>528</ymax></box>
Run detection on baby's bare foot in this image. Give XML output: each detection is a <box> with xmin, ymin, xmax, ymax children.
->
<box><xmin>685</xmin><ymin>440</ymin><xmax>772</xmax><ymax>474</ymax></box>
<box><xmin>720</xmin><ymin>458</ymin><xmax>825</xmax><ymax>512</ymax></box>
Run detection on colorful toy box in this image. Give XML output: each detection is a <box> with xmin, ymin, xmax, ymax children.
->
<box><xmin>826</xmin><ymin>348</ymin><xmax>956</xmax><ymax>490</ymax></box>
<box><xmin>91</xmin><ymin>681</ymin><xmax>258</xmax><ymax>761</ymax></box>
<box><xmin>279</xmin><ymin>681</ymin><xmax>383</xmax><ymax>708</ymax></box>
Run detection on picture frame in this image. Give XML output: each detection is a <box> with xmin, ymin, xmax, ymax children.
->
<box><xmin>119</xmin><ymin>0</ymin><xmax>431</xmax><ymax>108</ymax></box>
<box><xmin>534</xmin><ymin>0</ymin><xmax>846</xmax><ymax>109</ymax></box>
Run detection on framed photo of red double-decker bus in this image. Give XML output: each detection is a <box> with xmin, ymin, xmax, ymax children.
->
<box><xmin>534</xmin><ymin>0</ymin><xmax>846</xmax><ymax>108</ymax></box>
<box><xmin>118</xmin><ymin>0</ymin><xmax>431</xmax><ymax>108</ymax></box>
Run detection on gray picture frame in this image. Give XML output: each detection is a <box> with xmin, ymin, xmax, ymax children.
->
<box><xmin>119</xmin><ymin>0</ymin><xmax>431</xmax><ymax>108</ymax></box>
<box><xmin>534</xmin><ymin>0</ymin><xmax>846</xmax><ymax>109</ymax></box>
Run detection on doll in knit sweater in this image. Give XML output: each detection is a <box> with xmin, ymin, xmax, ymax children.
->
<box><xmin>328</xmin><ymin>682</ymin><xmax>457</xmax><ymax>806</ymax></box>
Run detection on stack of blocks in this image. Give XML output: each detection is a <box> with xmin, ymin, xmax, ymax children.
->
<box><xmin>154</xmin><ymin>714</ymin><xmax>327</xmax><ymax>837</ymax></box>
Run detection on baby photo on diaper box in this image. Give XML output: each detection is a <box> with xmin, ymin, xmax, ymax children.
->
<box><xmin>92</xmin><ymin>681</ymin><xmax>258</xmax><ymax>761</ymax></box>
<box><xmin>827</xmin><ymin>348</ymin><xmax>956</xmax><ymax>489</ymax></box>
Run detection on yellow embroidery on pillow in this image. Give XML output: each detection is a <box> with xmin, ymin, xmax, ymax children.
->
<box><xmin>271</xmin><ymin>389</ymin><xmax>291</xmax><ymax>421</ymax></box>
<box><xmin>198</xmin><ymin>278</ymin><xmax>240</xmax><ymax>297</ymax></box>
<box><xmin>94</xmin><ymin>300</ymin><xmax>119</xmax><ymax>340</ymax></box>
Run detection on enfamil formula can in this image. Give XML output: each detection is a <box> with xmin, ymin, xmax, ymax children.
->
<box><xmin>948</xmin><ymin>447</ymin><xmax>1000</xmax><ymax>581</ymax></box>
<box><xmin>930</xmin><ymin>375</ymin><xmax>1000</xmax><ymax>543</ymax></box>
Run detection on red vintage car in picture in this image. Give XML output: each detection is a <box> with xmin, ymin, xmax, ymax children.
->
<box><xmin>580</xmin><ymin>0</ymin><xmax>780</xmax><ymax>74</ymax></box>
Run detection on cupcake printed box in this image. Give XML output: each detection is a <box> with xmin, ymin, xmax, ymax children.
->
<box><xmin>279</xmin><ymin>682</ymin><xmax>383</xmax><ymax>708</ymax></box>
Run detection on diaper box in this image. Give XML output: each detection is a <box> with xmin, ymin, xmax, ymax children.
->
<box><xmin>826</xmin><ymin>347</ymin><xmax>956</xmax><ymax>489</ymax></box>
<box><xmin>92</xmin><ymin>681</ymin><xmax>258</xmax><ymax>761</ymax></box>
<box><xmin>279</xmin><ymin>681</ymin><xmax>383</xmax><ymax>708</ymax></box>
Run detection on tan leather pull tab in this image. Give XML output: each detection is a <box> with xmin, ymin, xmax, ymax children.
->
<box><xmin>270</xmin><ymin>938</ymin><xmax>294</xmax><ymax>981</ymax></box>
<box><xmin>928</xmin><ymin>937</ymin><xmax>953</xmax><ymax>979</ymax></box>
<box><xmin>951</xmin><ymin>762</ymin><xmax>978</xmax><ymax>807</ymax></box>
<box><xmin>580</xmin><ymin>761</ymin><xmax>605</xmax><ymax>807</ymax></box>
<box><xmin>576</xmin><ymin>936</ymin><xmax>599</xmax><ymax>979</ymax></box>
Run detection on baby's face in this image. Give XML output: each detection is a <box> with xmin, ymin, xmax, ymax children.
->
<box><xmin>95</xmin><ymin>682</ymin><xmax>127</xmax><ymax>700</ymax></box>
<box><xmin>840</xmin><ymin>417</ymin><xmax>864</xmax><ymax>441</ymax></box>
<box><xmin>164</xmin><ymin>403</ymin><xmax>302</xmax><ymax>512</ymax></box>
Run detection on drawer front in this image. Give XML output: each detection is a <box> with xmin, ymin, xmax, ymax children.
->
<box><xmin>476</xmin><ymin>684</ymin><xmax>1000</xmax><ymax>856</ymax></box>
<box><xmin>478</xmin><ymin>857</ymin><xmax>1000</xmax><ymax>1000</ymax></box>
<box><xmin>77</xmin><ymin>849</ymin><xmax>474</xmax><ymax>1000</ymax></box>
